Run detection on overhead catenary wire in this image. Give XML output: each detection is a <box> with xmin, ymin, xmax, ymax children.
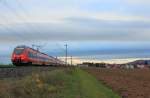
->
<box><xmin>0</xmin><ymin>24</ymin><xmax>22</xmax><ymax>41</ymax></box>
<box><xmin>0</xmin><ymin>0</ymin><xmax>29</xmax><ymax>40</ymax></box>
<box><xmin>0</xmin><ymin>15</ymin><xmax>27</xmax><ymax>41</ymax></box>
<box><xmin>47</xmin><ymin>42</ymin><xmax>68</xmax><ymax>62</ymax></box>
<box><xmin>1</xmin><ymin>0</ymin><xmax>40</xmax><ymax>41</ymax></box>
<box><xmin>15</xmin><ymin>0</ymin><xmax>42</xmax><ymax>35</ymax></box>
<box><xmin>0</xmin><ymin>2</ymin><xmax>26</xmax><ymax>40</ymax></box>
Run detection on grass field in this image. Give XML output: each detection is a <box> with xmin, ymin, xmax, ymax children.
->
<box><xmin>0</xmin><ymin>68</ymin><xmax>120</xmax><ymax>98</ymax></box>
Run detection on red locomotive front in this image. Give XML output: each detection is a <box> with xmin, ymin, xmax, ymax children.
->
<box><xmin>11</xmin><ymin>46</ymin><xmax>28</xmax><ymax>65</ymax></box>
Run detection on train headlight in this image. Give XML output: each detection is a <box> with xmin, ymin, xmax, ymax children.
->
<box><xmin>21</xmin><ymin>55</ymin><xmax>26</xmax><ymax>60</ymax></box>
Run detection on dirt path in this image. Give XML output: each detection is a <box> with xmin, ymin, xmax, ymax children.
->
<box><xmin>85</xmin><ymin>68</ymin><xmax>150</xmax><ymax>98</ymax></box>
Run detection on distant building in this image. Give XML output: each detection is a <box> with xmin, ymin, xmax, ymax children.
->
<box><xmin>77</xmin><ymin>64</ymin><xmax>88</xmax><ymax>67</ymax></box>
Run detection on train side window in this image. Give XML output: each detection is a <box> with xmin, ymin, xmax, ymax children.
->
<box><xmin>28</xmin><ymin>52</ymin><xmax>34</xmax><ymax>58</ymax></box>
<box><xmin>33</xmin><ymin>53</ymin><xmax>35</xmax><ymax>58</ymax></box>
<box><xmin>28</xmin><ymin>52</ymin><xmax>31</xmax><ymax>58</ymax></box>
<box><xmin>33</xmin><ymin>53</ymin><xmax>37</xmax><ymax>58</ymax></box>
<box><xmin>28</xmin><ymin>52</ymin><xmax>32</xmax><ymax>58</ymax></box>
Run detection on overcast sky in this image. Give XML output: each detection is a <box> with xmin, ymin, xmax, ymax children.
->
<box><xmin>0</xmin><ymin>0</ymin><xmax>150</xmax><ymax>64</ymax></box>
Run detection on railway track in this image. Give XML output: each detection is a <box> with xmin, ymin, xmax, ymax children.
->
<box><xmin>0</xmin><ymin>66</ymin><xmax>58</xmax><ymax>79</ymax></box>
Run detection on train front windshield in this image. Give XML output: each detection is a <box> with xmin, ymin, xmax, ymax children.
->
<box><xmin>14</xmin><ymin>48</ymin><xmax>24</xmax><ymax>55</ymax></box>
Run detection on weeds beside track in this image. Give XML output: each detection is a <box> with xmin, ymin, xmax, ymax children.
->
<box><xmin>0</xmin><ymin>66</ymin><xmax>58</xmax><ymax>79</ymax></box>
<box><xmin>0</xmin><ymin>68</ymin><xmax>120</xmax><ymax>98</ymax></box>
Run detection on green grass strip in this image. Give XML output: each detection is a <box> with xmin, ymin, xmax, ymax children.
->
<box><xmin>69</xmin><ymin>68</ymin><xmax>121</xmax><ymax>98</ymax></box>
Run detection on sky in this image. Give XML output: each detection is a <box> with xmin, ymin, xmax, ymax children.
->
<box><xmin>0</xmin><ymin>0</ymin><xmax>150</xmax><ymax>64</ymax></box>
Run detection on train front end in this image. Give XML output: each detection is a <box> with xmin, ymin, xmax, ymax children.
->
<box><xmin>11</xmin><ymin>46</ymin><xmax>28</xmax><ymax>66</ymax></box>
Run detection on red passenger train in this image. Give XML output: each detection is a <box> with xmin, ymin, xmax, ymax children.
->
<box><xmin>11</xmin><ymin>45</ymin><xmax>65</xmax><ymax>66</ymax></box>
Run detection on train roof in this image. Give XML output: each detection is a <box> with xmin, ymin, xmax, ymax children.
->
<box><xmin>15</xmin><ymin>45</ymin><xmax>60</xmax><ymax>59</ymax></box>
<box><xmin>16</xmin><ymin>45</ymin><xmax>47</xmax><ymax>55</ymax></box>
<box><xmin>16</xmin><ymin>45</ymin><xmax>27</xmax><ymax>48</ymax></box>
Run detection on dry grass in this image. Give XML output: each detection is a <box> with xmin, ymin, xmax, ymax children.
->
<box><xmin>0</xmin><ymin>68</ymin><xmax>120</xmax><ymax>98</ymax></box>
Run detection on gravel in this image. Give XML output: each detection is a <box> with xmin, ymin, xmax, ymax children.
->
<box><xmin>0</xmin><ymin>66</ymin><xmax>57</xmax><ymax>79</ymax></box>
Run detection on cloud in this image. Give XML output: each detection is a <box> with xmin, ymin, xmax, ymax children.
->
<box><xmin>125</xmin><ymin>0</ymin><xmax>150</xmax><ymax>5</ymax></box>
<box><xmin>0</xmin><ymin>0</ymin><xmax>150</xmax><ymax>25</ymax></box>
<box><xmin>0</xmin><ymin>17</ymin><xmax>150</xmax><ymax>43</ymax></box>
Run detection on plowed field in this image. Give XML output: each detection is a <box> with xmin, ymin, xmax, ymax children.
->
<box><xmin>86</xmin><ymin>68</ymin><xmax>150</xmax><ymax>98</ymax></box>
